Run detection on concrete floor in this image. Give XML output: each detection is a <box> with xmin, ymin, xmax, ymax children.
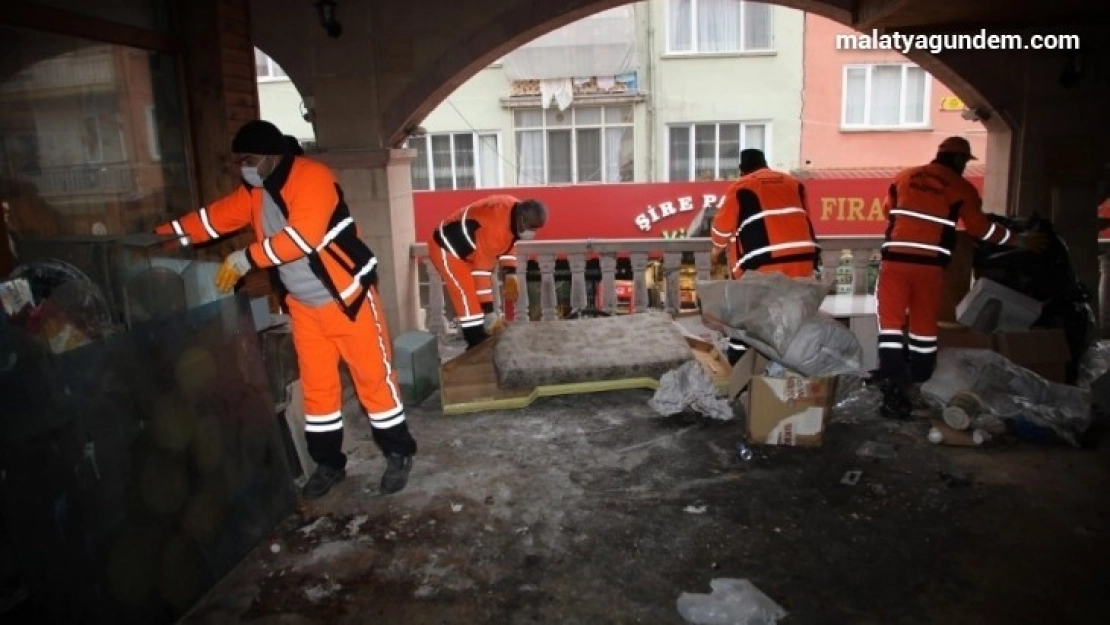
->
<box><xmin>179</xmin><ymin>330</ymin><xmax>1110</xmax><ymax>624</ymax></box>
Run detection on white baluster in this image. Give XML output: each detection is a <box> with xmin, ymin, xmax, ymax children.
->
<box><xmin>569</xmin><ymin>253</ymin><xmax>588</xmax><ymax>313</ymax></box>
<box><xmin>663</xmin><ymin>252</ymin><xmax>683</xmax><ymax>317</ymax></box>
<box><xmin>630</xmin><ymin>252</ymin><xmax>650</xmax><ymax>312</ymax></box>
<box><xmin>851</xmin><ymin>248</ymin><xmax>872</xmax><ymax>296</ymax></box>
<box><xmin>600</xmin><ymin>254</ymin><xmax>618</xmax><ymax>315</ymax></box>
<box><xmin>538</xmin><ymin>254</ymin><xmax>557</xmax><ymax>321</ymax></box>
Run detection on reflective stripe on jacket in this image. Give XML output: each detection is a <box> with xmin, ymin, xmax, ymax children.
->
<box><xmin>710</xmin><ymin>168</ymin><xmax>819</xmax><ymax>273</ymax></box>
<box><xmin>156</xmin><ymin>155</ymin><xmax>378</xmax><ymax>320</ymax></box>
<box><xmin>882</xmin><ymin>162</ymin><xmax>1013</xmax><ymax>266</ymax></box>
<box><xmin>431</xmin><ymin>194</ymin><xmax>519</xmax><ymax>273</ymax></box>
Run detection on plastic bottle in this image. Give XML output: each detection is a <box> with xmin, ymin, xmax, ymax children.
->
<box><xmin>735</xmin><ymin>442</ymin><xmax>754</xmax><ymax>461</ymax></box>
<box><xmin>928</xmin><ymin>423</ymin><xmax>990</xmax><ymax>447</ymax></box>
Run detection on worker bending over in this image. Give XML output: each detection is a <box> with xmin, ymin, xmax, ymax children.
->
<box><xmin>426</xmin><ymin>195</ymin><xmax>547</xmax><ymax>349</ymax></box>
<box><xmin>710</xmin><ymin>148</ymin><xmax>820</xmax><ymax>365</ymax></box>
<box><xmin>875</xmin><ymin>136</ymin><xmax>1047</xmax><ymax>418</ymax></box>
<box><xmin>156</xmin><ymin>120</ymin><xmax>417</xmax><ymax>499</ymax></box>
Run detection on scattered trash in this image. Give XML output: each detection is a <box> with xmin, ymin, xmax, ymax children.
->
<box><xmin>855</xmin><ymin>441</ymin><xmax>897</xmax><ymax>459</ymax></box>
<box><xmin>650</xmin><ymin>360</ymin><xmax>734</xmax><ymax>421</ymax></box>
<box><xmin>676</xmin><ymin>577</ymin><xmax>787</xmax><ymax>625</ymax></box>
<box><xmin>270</xmin><ymin>543</ymin><xmax>281</xmax><ymax>554</ymax></box>
<box><xmin>928</xmin><ymin>422</ymin><xmax>990</xmax><ymax>447</ymax></box>
<box><xmin>840</xmin><ymin>470</ymin><xmax>862</xmax><ymax>486</ymax></box>
<box><xmin>829</xmin><ymin>376</ymin><xmax>882</xmax><ymax>423</ymax></box>
<box><xmin>684</xmin><ymin>505</ymin><xmax>708</xmax><ymax>515</ymax></box>
<box><xmin>451</xmin><ymin>503</ymin><xmax>463</xmax><ymax>513</ymax></box>
<box><xmin>922</xmin><ymin>348</ymin><xmax>1091</xmax><ymax>446</ymax></box>
<box><xmin>734</xmin><ymin>442</ymin><xmax>754</xmax><ymax>462</ymax></box>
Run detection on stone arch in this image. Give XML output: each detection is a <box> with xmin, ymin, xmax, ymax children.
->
<box><xmin>382</xmin><ymin>0</ymin><xmax>1008</xmax><ymax>147</ymax></box>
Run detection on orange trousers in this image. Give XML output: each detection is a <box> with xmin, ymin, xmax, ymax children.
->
<box><xmin>287</xmin><ymin>287</ymin><xmax>411</xmax><ymax>468</ymax></box>
<box><xmin>875</xmin><ymin>261</ymin><xmax>944</xmax><ymax>383</ymax></box>
<box><xmin>427</xmin><ymin>239</ymin><xmax>492</xmax><ymax>332</ymax></box>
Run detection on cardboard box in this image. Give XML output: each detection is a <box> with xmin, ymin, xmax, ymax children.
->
<box><xmin>937</xmin><ymin>323</ymin><xmax>993</xmax><ymax>350</ymax></box>
<box><xmin>994</xmin><ymin>328</ymin><xmax>1069</xmax><ymax>384</ymax></box>
<box><xmin>956</xmin><ymin>278</ymin><xmax>1043</xmax><ymax>332</ymax></box>
<box><xmin>729</xmin><ymin>351</ymin><xmax>834</xmax><ymax>447</ymax></box>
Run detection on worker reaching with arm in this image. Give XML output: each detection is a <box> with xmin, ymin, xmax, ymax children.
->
<box><xmin>710</xmin><ymin>148</ymin><xmax>820</xmax><ymax>366</ymax></box>
<box><xmin>874</xmin><ymin>136</ymin><xmax>1048</xmax><ymax>419</ymax></box>
<box><xmin>426</xmin><ymin>195</ymin><xmax>547</xmax><ymax>349</ymax></box>
<box><xmin>154</xmin><ymin>120</ymin><xmax>417</xmax><ymax>499</ymax></box>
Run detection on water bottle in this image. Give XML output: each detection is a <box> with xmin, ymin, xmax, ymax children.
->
<box><xmin>735</xmin><ymin>442</ymin><xmax>754</xmax><ymax>461</ymax></box>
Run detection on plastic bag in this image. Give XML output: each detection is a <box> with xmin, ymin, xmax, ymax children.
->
<box><xmin>649</xmin><ymin>360</ymin><xmax>734</xmax><ymax>421</ymax></box>
<box><xmin>697</xmin><ymin>274</ymin><xmax>826</xmax><ymax>355</ymax></box>
<box><xmin>829</xmin><ymin>375</ymin><xmax>882</xmax><ymax>423</ymax></box>
<box><xmin>676</xmin><ymin>578</ymin><xmax>787</xmax><ymax>625</ymax></box>
<box><xmin>1077</xmin><ymin>340</ymin><xmax>1110</xmax><ymax>389</ymax></box>
<box><xmin>921</xmin><ymin>348</ymin><xmax>1091</xmax><ymax>446</ymax></box>
<box><xmin>776</xmin><ymin>313</ymin><xmax>864</xmax><ymax>377</ymax></box>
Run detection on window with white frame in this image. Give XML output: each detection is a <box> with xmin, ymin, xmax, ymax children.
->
<box><xmin>668</xmin><ymin>122</ymin><xmax>769</xmax><ymax>181</ymax></box>
<box><xmin>514</xmin><ymin>105</ymin><xmax>634</xmax><ymax>185</ymax></box>
<box><xmin>842</xmin><ymin>63</ymin><xmax>930</xmax><ymax>129</ymax></box>
<box><xmin>254</xmin><ymin>48</ymin><xmax>288</xmax><ymax>81</ymax></box>
<box><xmin>667</xmin><ymin>0</ymin><xmax>773</xmax><ymax>54</ymax></box>
<box><xmin>409</xmin><ymin>132</ymin><xmax>502</xmax><ymax>191</ymax></box>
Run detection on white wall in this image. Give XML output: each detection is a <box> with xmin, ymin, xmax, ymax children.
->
<box><xmin>257</xmin><ymin>80</ymin><xmax>315</xmax><ymax>142</ymax></box>
<box><xmin>649</xmin><ymin>0</ymin><xmax>805</xmax><ymax>175</ymax></box>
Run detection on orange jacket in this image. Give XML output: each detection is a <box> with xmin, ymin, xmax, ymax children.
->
<box><xmin>882</xmin><ymin>162</ymin><xmax>1013</xmax><ymax>266</ymax></box>
<box><xmin>430</xmin><ymin>194</ymin><xmax>520</xmax><ymax>273</ymax></box>
<box><xmin>710</xmin><ymin>168</ymin><xmax>818</xmax><ymax>273</ymax></box>
<box><xmin>155</xmin><ymin>156</ymin><xmax>379</xmax><ymax>319</ymax></box>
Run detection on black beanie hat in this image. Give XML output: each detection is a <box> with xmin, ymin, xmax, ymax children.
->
<box><xmin>232</xmin><ymin>120</ymin><xmax>286</xmax><ymax>155</ymax></box>
<box><xmin>739</xmin><ymin>148</ymin><xmax>768</xmax><ymax>172</ymax></box>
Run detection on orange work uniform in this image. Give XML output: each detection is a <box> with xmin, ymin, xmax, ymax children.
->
<box><xmin>426</xmin><ymin>195</ymin><xmax>520</xmax><ymax>346</ymax></box>
<box><xmin>877</xmin><ymin>162</ymin><xmax>1015</xmax><ymax>382</ymax></box>
<box><xmin>156</xmin><ymin>155</ymin><xmax>415</xmax><ymax>469</ymax></box>
<box><xmin>710</xmin><ymin>168</ymin><xmax>820</xmax><ymax>363</ymax></box>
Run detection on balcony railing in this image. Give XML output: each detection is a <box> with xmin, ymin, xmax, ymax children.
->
<box><xmin>410</xmin><ymin>236</ymin><xmax>884</xmax><ymax>336</ymax></box>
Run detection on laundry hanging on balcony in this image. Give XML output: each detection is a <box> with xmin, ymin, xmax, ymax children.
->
<box><xmin>539</xmin><ymin>78</ymin><xmax>574</xmax><ymax>110</ymax></box>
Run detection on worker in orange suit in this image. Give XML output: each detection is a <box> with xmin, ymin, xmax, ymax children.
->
<box><xmin>874</xmin><ymin>136</ymin><xmax>1047</xmax><ymax>419</ymax></box>
<box><xmin>426</xmin><ymin>195</ymin><xmax>547</xmax><ymax>349</ymax></box>
<box><xmin>154</xmin><ymin>120</ymin><xmax>417</xmax><ymax>499</ymax></box>
<box><xmin>710</xmin><ymin>149</ymin><xmax>820</xmax><ymax>365</ymax></box>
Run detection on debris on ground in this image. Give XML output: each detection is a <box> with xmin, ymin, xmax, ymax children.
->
<box><xmin>676</xmin><ymin>578</ymin><xmax>787</xmax><ymax>625</ymax></box>
<box><xmin>840</xmin><ymin>470</ymin><xmax>862</xmax><ymax>486</ymax></box>
<box><xmin>650</xmin><ymin>360</ymin><xmax>733</xmax><ymax>421</ymax></box>
<box><xmin>855</xmin><ymin>441</ymin><xmax>897</xmax><ymax>459</ymax></box>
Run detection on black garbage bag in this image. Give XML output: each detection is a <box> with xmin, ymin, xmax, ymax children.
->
<box><xmin>971</xmin><ymin>213</ymin><xmax>1097</xmax><ymax>384</ymax></box>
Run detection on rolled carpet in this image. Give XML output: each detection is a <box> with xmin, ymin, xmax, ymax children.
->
<box><xmin>493</xmin><ymin>312</ymin><xmax>693</xmax><ymax>390</ymax></box>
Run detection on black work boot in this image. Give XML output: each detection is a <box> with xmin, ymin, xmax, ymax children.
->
<box><xmin>878</xmin><ymin>380</ymin><xmax>913</xmax><ymax>421</ymax></box>
<box><xmin>379</xmin><ymin>453</ymin><xmax>413</xmax><ymax>495</ymax></box>
<box><xmin>302</xmin><ymin>464</ymin><xmax>346</xmax><ymax>500</ymax></box>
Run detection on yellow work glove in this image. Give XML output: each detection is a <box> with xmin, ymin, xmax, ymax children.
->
<box><xmin>214</xmin><ymin>249</ymin><xmax>251</xmax><ymax>293</ymax></box>
<box><xmin>502</xmin><ymin>274</ymin><xmax>520</xmax><ymax>301</ymax></box>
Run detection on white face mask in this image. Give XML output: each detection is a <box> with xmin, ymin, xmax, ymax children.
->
<box><xmin>518</xmin><ymin>229</ymin><xmax>537</xmax><ymax>240</ymax></box>
<box><xmin>241</xmin><ymin>166</ymin><xmax>264</xmax><ymax>187</ymax></box>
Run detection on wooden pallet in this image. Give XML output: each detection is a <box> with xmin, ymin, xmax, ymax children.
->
<box><xmin>439</xmin><ymin>336</ymin><xmax>731</xmax><ymax>415</ymax></box>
